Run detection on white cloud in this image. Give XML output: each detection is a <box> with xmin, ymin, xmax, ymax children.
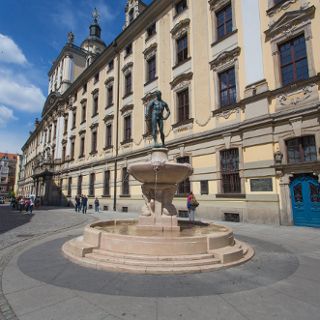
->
<box><xmin>0</xmin><ymin>105</ymin><xmax>17</xmax><ymax>128</ymax></box>
<box><xmin>0</xmin><ymin>69</ymin><xmax>45</xmax><ymax>113</ymax></box>
<box><xmin>0</xmin><ymin>34</ymin><xmax>27</xmax><ymax>65</ymax></box>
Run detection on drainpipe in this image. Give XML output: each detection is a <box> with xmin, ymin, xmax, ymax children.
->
<box><xmin>113</xmin><ymin>41</ymin><xmax>121</xmax><ymax>212</ymax></box>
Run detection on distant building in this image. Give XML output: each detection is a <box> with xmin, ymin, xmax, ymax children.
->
<box><xmin>0</xmin><ymin>153</ymin><xmax>18</xmax><ymax>197</ymax></box>
<box><xmin>19</xmin><ymin>0</ymin><xmax>320</xmax><ymax>227</ymax></box>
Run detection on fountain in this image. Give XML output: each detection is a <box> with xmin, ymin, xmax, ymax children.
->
<box><xmin>62</xmin><ymin>91</ymin><xmax>253</xmax><ymax>273</ymax></box>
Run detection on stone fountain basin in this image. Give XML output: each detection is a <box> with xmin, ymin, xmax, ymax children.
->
<box><xmin>128</xmin><ymin>162</ymin><xmax>193</xmax><ymax>184</ymax></box>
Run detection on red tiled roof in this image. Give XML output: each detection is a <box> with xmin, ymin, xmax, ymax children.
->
<box><xmin>0</xmin><ymin>152</ymin><xmax>18</xmax><ymax>160</ymax></box>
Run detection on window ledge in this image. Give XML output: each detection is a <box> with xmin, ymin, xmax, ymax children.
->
<box><xmin>120</xmin><ymin>139</ymin><xmax>133</xmax><ymax>146</ymax></box>
<box><xmin>144</xmin><ymin>77</ymin><xmax>158</xmax><ymax>87</ymax></box>
<box><xmin>105</xmin><ymin>103</ymin><xmax>114</xmax><ymax>109</ymax></box>
<box><xmin>172</xmin><ymin>57</ymin><xmax>191</xmax><ymax>70</ymax></box>
<box><xmin>124</xmin><ymin>53</ymin><xmax>132</xmax><ymax>60</ymax></box>
<box><xmin>80</xmin><ymin>120</ymin><xmax>86</xmax><ymax>125</ymax></box>
<box><xmin>107</xmin><ymin>67</ymin><xmax>114</xmax><ymax>74</ymax></box>
<box><xmin>103</xmin><ymin>145</ymin><xmax>113</xmax><ymax>151</ymax></box>
<box><xmin>211</xmin><ymin>29</ymin><xmax>238</xmax><ymax>47</ymax></box>
<box><xmin>212</xmin><ymin>103</ymin><xmax>240</xmax><ymax>116</ymax></box>
<box><xmin>91</xmin><ymin>113</ymin><xmax>99</xmax><ymax>118</ymax></box>
<box><xmin>88</xmin><ymin>195</ymin><xmax>95</xmax><ymax>198</ymax></box>
<box><xmin>172</xmin><ymin>118</ymin><xmax>194</xmax><ymax>129</ymax></box>
<box><xmin>101</xmin><ymin>195</ymin><xmax>111</xmax><ymax>198</ymax></box>
<box><xmin>120</xmin><ymin>194</ymin><xmax>131</xmax><ymax>198</ymax></box>
<box><xmin>122</xmin><ymin>92</ymin><xmax>133</xmax><ymax>100</ymax></box>
<box><xmin>216</xmin><ymin>193</ymin><xmax>246</xmax><ymax>199</ymax></box>
<box><xmin>145</xmin><ymin>33</ymin><xmax>157</xmax><ymax>43</ymax></box>
<box><xmin>89</xmin><ymin>151</ymin><xmax>98</xmax><ymax>156</ymax></box>
<box><xmin>173</xmin><ymin>7</ymin><xmax>188</xmax><ymax>20</ymax></box>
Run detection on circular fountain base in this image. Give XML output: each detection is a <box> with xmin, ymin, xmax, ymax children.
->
<box><xmin>62</xmin><ymin>220</ymin><xmax>254</xmax><ymax>274</ymax></box>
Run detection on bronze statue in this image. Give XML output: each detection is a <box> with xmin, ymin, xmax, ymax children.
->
<box><xmin>145</xmin><ymin>91</ymin><xmax>170</xmax><ymax>147</ymax></box>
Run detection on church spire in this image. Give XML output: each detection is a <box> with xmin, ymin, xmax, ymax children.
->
<box><xmin>89</xmin><ymin>8</ymin><xmax>101</xmax><ymax>39</ymax></box>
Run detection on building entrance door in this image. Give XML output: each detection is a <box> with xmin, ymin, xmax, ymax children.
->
<box><xmin>290</xmin><ymin>175</ymin><xmax>320</xmax><ymax>227</ymax></box>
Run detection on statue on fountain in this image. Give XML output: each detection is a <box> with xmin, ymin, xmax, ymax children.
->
<box><xmin>145</xmin><ymin>91</ymin><xmax>170</xmax><ymax>147</ymax></box>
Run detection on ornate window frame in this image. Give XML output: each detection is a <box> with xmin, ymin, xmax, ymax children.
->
<box><xmin>265</xmin><ymin>6</ymin><xmax>316</xmax><ymax>89</ymax></box>
<box><xmin>210</xmin><ymin>46</ymin><xmax>241</xmax><ymax>110</ymax></box>
<box><xmin>105</xmin><ymin>77</ymin><xmax>114</xmax><ymax>108</ymax></box>
<box><xmin>209</xmin><ymin>0</ymin><xmax>237</xmax><ymax>44</ymax></box>
<box><xmin>121</xmin><ymin>105</ymin><xmax>134</xmax><ymax>145</ymax></box>
<box><xmin>143</xmin><ymin>43</ymin><xmax>158</xmax><ymax>85</ymax></box>
<box><xmin>170</xmin><ymin>72</ymin><xmax>193</xmax><ymax>129</ymax></box>
<box><xmin>122</xmin><ymin>62</ymin><xmax>133</xmax><ymax>98</ymax></box>
<box><xmin>171</xmin><ymin>18</ymin><xmax>191</xmax><ymax>68</ymax></box>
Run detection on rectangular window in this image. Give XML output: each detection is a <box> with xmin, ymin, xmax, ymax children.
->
<box><xmin>125</xmin><ymin>73</ymin><xmax>132</xmax><ymax>96</ymax></box>
<box><xmin>177</xmin><ymin>88</ymin><xmax>189</xmax><ymax>123</ymax></box>
<box><xmin>177</xmin><ymin>157</ymin><xmax>191</xmax><ymax>196</ymax></box>
<box><xmin>94</xmin><ymin>72</ymin><xmax>99</xmax><ymax>83</ymax></box>
<box><xmin>122</xmin><ymin>167</ymin><xmax>129</xmax><ymax>195</ymax></box>
<box><xmin>77</xmin><ymin>175</ymin><xmax>82</xmax><ymax>195</ymax></box>
<box><xmin>176</xmin><ymin>34</ymin><xmax>188</xmax><ymax>64</ymax></box>
<box><xmin>74</xmin><ymin>92</ymin><xmax>77</xmax><ymax>102</ymax></box>
<box><xmin>219</xmin><ymin>67</ymin><xmax>236</xmax><ymax>107</ymax></box>
<box><xmin>107</xmin><ymin>85</ymin><xmax>113</xmax><ymax>107</ymax></box>
<box><xmin>103</xmin><ymin>170</ymin><xmax>110</xmax><ymax>196</ymax></box>
<box><xmin>81</xmin><ymin>103</ymin><xmax>86</xmax><ymax>123</ymax></box>
<box><xmin>82</xmin><ymin>83</ymin><xmax>87</xmax><ymax>94</ymax></box>
<box><xmin>93</xmin><ymin>95</ymin><xmax>99</xmax><ymax>116</ymax></box>
<box><xmin>216</xmin><ymin>4</ymin><xmax>232</xmax><ymax>40</ymax></box>
<box><xmin>64</xmin><ymin>117</ymin><xmax>68</xmax><ymax>134</ymax></box>
<box><xmin>80</xmin><ymin>137</ymin><xmax>85</xmax><ymax>157</ymax></box>
<box><xmin>146</xmin><ymin>23</ymin><xmax>156</xmax><ymax>38</ymax></box>
<box><xmin>279</xmin><ymin>34</ymin><xmax>309</xmax><ymax>86</ymax></box>
<box><xmin>53</xmin><ymin>122</ymin><xmax>57</xmax><ymax>139</ymax></box>
<box><xmin>147</xmin><ymin>56</ymin><xmax>156</xmax><ymax>83</ymax></box>
<box><xmin>175</xmin><ymin>0</ymin><xmax>187</xmax><ymax>15</ymax></box>
<box><xmin>286</xmin><ymin>136</ymin><xmax>317</xmax><ymax>164</ymax></box>
<box><xmin>106</xmin><ymin>124</ymin><xmax>112</xmax><ymax>148</ymax></box>
<box><xmin>200</xmin><ymin>180</ymin><xmax>209</xmax><ymax>195</ymax></box>
<box><xmin>91</xmin><ymin>131</ymin><xmax>97</xmax><ymax>153</ymax></box>
<box><xmin>125</xmin><ymin>44</ymin><xmax>132</xmax><ymax>56</ymax></box>
<box><xmin>89</xmin><ymin>173</ymin><xmax>95</xmax><ymax>197</ymax></box>
<box><xmin>72</xmin><ymin>111</ymin><xmax>76</xmax><ymax>129</ymax></box>
<box><xmin>108</xmin><ymin>59</ymin><xmax>114</xmax><ymax>71</ymax></box>
<box><xmin>124</xmin><ymin>115</ymin><xmax>132</xmax><ymax>142</ymax></box>
<box><xmin>62</xmin><ymin>146</ymin><xmax>66</xmax><ymax>162</ymax></box>
<box><xmin>71</xmin><ymin>141</ymin><xmax>75</xmax><ymax>159</ymax></box>
<box><xmin>67</xmin><ymin>177</ymin><xmax>72</xmax><ymax>196</ymax></box>
<box><xmin>220</xmin><ymin>148</ymin><xmax>241</xmax><ymax>193</ymax></box>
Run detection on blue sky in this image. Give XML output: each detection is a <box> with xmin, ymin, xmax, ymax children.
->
<box><xmin>0</xmin><ymin>0</ymin><xmax>152</xmax><ymax>154</ymax></box>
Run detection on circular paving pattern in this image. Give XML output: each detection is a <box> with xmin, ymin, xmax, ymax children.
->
<box><xmin>17</xmin><ymin>235</ymin><xmax>299</xmax><ymax>298</ymax></box>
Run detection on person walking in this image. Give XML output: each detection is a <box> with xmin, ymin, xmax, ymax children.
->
<box><xmin>28</xmin><ymin>199</ymin><xmax>34</xmax><ymax>214</ymax></box>
<box><xmin>187</xmin><ymin>192</ymin><xmax>199</xmax><ymax>222</ymax></box>
<box><xmin>82</xmin><ymin>195</ymin><xmax>88</xmax><ymax>214</ymax></box>
<box><xmin>75</xmin><ymin>195</ymin><xmax>80</xmax><ymax>212</ymax></box>
<box><xmin>94</xmin><ymin>197</ymin><xmax>100</xmax><ymax>213</ymax></box>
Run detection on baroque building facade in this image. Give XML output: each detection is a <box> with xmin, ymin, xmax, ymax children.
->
<box><xmin>0</xmin><ymin>153</ymin><xmax>18</xmax><ymax>197</ymax></box>
<box><xmin>19</xmin><ymin>0</ymin><xmax>320</xmax><ymax>227</ymax></box>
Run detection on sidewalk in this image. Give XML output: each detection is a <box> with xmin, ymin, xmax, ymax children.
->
<box><xmin>1</xmin><ymin>206</ymin><xmax>319</xmax><ymax>320</ymax></box>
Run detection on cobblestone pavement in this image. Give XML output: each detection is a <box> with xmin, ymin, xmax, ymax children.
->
<box><xmin>1</xmin><ymin>204</ymin><xmax>320</xmax><ymax>320</ymax></box>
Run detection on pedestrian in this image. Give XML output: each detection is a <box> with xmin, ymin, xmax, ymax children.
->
<box><xmin>28</xmin><ymin>199</ymin><xmax>34</xmax><ymax>214</ymax></box>
<box><xmin>94</xmin><ymin>197</ymin><xmax>100</xmax><ymax>213</ymax></box>
<box><xmin>25</xmin><ymin>198</ymin><xmax>30</xmax><ymax>212</ymax></box>
<box><xmin>82</xmin><ymin>195</ymin><xmax>88</xmax><ymax>214</ymax></box>
<box><xmin>19</xmin><ymin>198</ymin><xmax>24</xmax><ymax>212</ymax></box>
<box><xmin>187</xmin><ymin>192</ymin><xmax>199</xmax><ymax>222</ymax></box>
<box><xmin>75</xmin><ymin>195</ymin><xmax>80</xmax><ymax>212</ymax></box>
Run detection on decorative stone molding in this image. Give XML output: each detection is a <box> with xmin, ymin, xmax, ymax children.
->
<box><xmin>69</xmin><ymin>134</ymin><xmax>76</xmax><ymax>140</ymax></box>
<box><xmin>103</xmin><ymin>114</ymin><xmax>114</xmax><ymax>122</ymax></box>
<box><xmin>104</xmin><ymin>76</ymin><xmax>114</xmax><ymax>87</ymax></box>
<box><xmin>120</xmin><ymin>104</ymin><xmax>134</xmax><ymax>115</ymax></box>
<box><xmin>78</xmin><ymin>129</ymin><xmax>86</xmax><ymax>136</ymax></box>
<box><xmin>170</xmin><ymin>72</ymin><xmax>193</xmax><ymax>90</ymax></box>
<box><xmin>210</xmin><ymin>47</ymin><xmax>241</xmax><ymax>71</ymax></box>
<box><xmin>267</xmin><ymin>0</ymin><xmax>297</xmax><ymax>17</ymax></box>
<box><xmin>91</xmin><ymin>88</ymin><xmax>99</xmax><ymax>96</ymax></box>
<box><xmin>90</xmin><ymin>122</ymin><xmax>99</xmax><ymax>130</ymax></box>
<box><xmin>213</xmin><ymin>106</ymin><xmax>242</xmax><ymax>119</ymax></box>
<box><xmin>208</xmin><ymin>0</ymin><xmax>230</xmax><ymax>12</ymax></box>
<box><xmin>265</xmin><ymin>6</ymin><xmax>315</xmax><ymax>40</ymax></box>
<box><xmin>170</xmin><ymin>18</ymin><xmax>190</xmax><ymax>39</ymax></box>
<box><xmin>80</xmin><ymin>98</ymin><xmax>87</xmax><ymax>104</ymax></box>
<box><xmin>122</xmin><ymin>62</ymin><xmax>133</xmax><ymax>74</ymax></box>
<box><xmin>61</xmin><ymin>138</ymin><xmax>67</xmax><ymax>145</ymax></box>
<box><xmin>277</xmin><ymin>84</ymin><xmax>315</xmax><ymax>107</ymax></box>
<box><xmin>289</xmin><ymin>117</ymin><xmax>303</xmax><ymax>137</ymax></box>
<box><xmin>143</xmin><ymin>43</ymin><xmax>157</xmax><ymax>61</ymax></box>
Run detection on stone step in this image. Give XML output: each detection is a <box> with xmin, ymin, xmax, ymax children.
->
<box><xmin>212</xmin><ymin>244</ymin><xmax>244</xmax><ymax>264</ymax></box>
<box><xmin>62</xmin><ymin>236</ymin><xmax>94</xmax><ymax>258</ymax></box>
<box><xmin>91</xmin><ymin>249</ymin><xmax>215</xmax><ymax>261</ymax></box>
<box><xmin>80</xmin><ymin>257</ymin><xmax>223</xmax><ymax>274</ymax></box>
<box><xmin>85</xmin><ymin>252</ymin><xmax>220</xmax><ymax>268</ymax></box>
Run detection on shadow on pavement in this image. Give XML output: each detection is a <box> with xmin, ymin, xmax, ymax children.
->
<box><xmin>0</xmin><ymin>205</ymin><xmax>33</xmax><ymax>234</ymax></box>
